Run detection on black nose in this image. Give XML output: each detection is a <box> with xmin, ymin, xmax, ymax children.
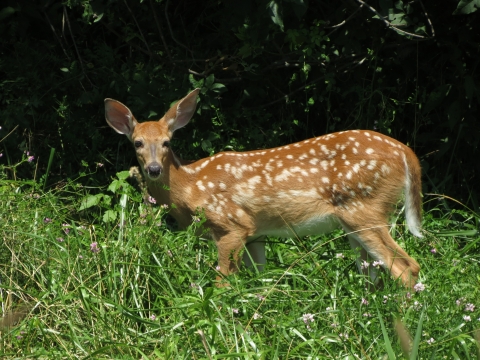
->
<box><xmin>147</xmin><ymin>163</ymin><xmax>162</xmax><ymax>177</ymax></box>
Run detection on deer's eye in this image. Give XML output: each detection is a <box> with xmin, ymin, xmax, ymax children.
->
<box><xmin>134</xmin><ymin>140</ymin><xmax>143</xmax><ymax>148</ymax></box>
<box><xmin>163</xmin><ymin>140</ymin><xmax>170</xmax><ymax>148</ymax></box>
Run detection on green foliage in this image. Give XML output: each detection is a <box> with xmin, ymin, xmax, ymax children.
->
<box><xmin>0</xmin><ymin>0</ymin><xmax>478</xmax><ymax>208</ymax></box>
<box><xmin>1</xmin><ymin>170</ymin><xmax>480</xmax><ymax>358</ymax></box>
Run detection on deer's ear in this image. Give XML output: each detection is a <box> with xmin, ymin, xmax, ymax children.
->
<box><xmin>105</xmin><ymin>99</ymin><xmax>138</xmax><ymax>140</ymax></box>
<box><xmin>165</xmin><ymin>89</ymin><xmax>200</xmax><ymax>132</ymax></box>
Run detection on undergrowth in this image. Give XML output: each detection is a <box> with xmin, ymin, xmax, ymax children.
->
<box><xmin>0</xmin><ymin>162</ymin><xmax>479</xmax><ymax>359</ymax></box>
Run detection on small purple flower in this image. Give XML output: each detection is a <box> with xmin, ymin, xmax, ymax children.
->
<box><xmin>465</xmin><ymin>303</ymin><xmax>475</xmax><ymax>312</ymax></box>
<box><xmin>363</xmin><ymin>312</ymin><xmax>372</xmax><ymax>317</ymax></box>
<box><xmin>372</xmin><ymin>260</ymin><xmax>384</xmax><ymax>268</ymax></box>
<box><xmin>90</xmin><ymin>242</ymin><xmax>100</xmax><ymax>253</ymax></box>
<box><xmin>96</xmin><ymin>162</ymin><xmax>104</xmax><ymax>167</ymax></box>
<box><xmin>413</xmin><ymin>282</ymin><xmax>425</xmax><ymax>292</ymax></box>
<box><xmin>215</xmin><ymin>265</ymin><xmax>221</xmax><ymax>271</ymax></box>
<box><xmin>430</xmin><ymin>248</ymin><xmax>437</xmax><ymax>254</ymax></box>
<box><xmin>456</xmin><ymin>298</ymin><xmax>465</xmax><ymax>306</ymax></box>
<box><xmin>78</xmin><ymin>255</ymin><xmax>83</xmax><ymax>259</ymax></box>
<box><xmin>406</xmin><ymin>292</ymin><xmax>412</xmax><ymax>299</ymax></box>
<box><xmin>148</xmin><ymin>195</ymin><xmax>156</xmax><ymax>204</ymax></box>
<box><xmin>361</xmin><ymin>298</ymin><xmax>369</xmax><ymax>306</ymax></box>
<box><xmin>232</xmin><ymin>308</ymin><xmax>239</xmax><ymax>314</ymax></box>
<box><xmin>253</xmin><ymin>312</ymin><xmax>262</xmax><ymax>320</ymax></box>
<box><xmin>360</xmin><ymin>261</ymin><xmax>370</xmax><ymax>270</ymax></box>
<box><xmin>161</xmin><ymin>204</ymin><xmax>168</xmax><ymax>209</ymax></box>
<box><xmin>0</xmin><ymin>153</ymin><xmax>3</xmax><ymax>158</ymax></box>
<box><xmin>44</xmin><ymin>217</ymin><xmax>52</xmax><ymax>223</ymax></box>
<box><xmin>192</xmin><ymin>216</ymin><xmax>201</xmax><ymax>223</ymax></box>
<box><xmin>56</xmin><ymin>237</ymin><xmax>64</xmax><ymax>242</ymax></box>
<box><xmin>28</xmin><ymin>155</ymin><xmax>35</xmax><ymax>162</ymax></box>
<box><xmin>149</xmin><ymin>314</ymin><xmax>156</xmax><ymax>321</ymax></box>
<box><xmin>256</xmin><ymin>294</ymin><xmax>266</xmax><ymax>301</ymax></box>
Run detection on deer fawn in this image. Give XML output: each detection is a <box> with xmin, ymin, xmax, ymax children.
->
<box><xmin>105</xmin><ymin>89</ymin><xmax>423</xmax><ymax>288</ymax></box>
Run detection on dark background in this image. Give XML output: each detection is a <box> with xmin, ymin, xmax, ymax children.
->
<box><xmin>1</xmin><ymin>0</ymin><xmax>479</xmax><ymax>209</ymax></box>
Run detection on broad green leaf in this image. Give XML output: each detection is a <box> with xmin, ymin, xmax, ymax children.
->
<box><xmin>453</xmin><ymin>0</ymin><xmax>480</xmax><ymax>14</ymax></box>
<box><xmin>79</xmin><ymin>194</ymin><xmax>102</xmax><ymax>211</ymax></box>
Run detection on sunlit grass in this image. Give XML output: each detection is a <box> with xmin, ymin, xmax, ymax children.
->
<box><xmin>1</xmin><ymin>167</ymin><xmax>479</xmax><ymax>358</ymax></box>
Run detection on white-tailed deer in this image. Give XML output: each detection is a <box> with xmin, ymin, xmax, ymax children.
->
<box><xmin>105</xmin><ymin>89</ymin><xmax>423</xmax><ymax>288</ymax></box>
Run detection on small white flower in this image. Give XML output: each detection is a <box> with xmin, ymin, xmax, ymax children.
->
<box><xmin>413</xmin><ymin>282</ymin><xmax>425</xmax><ymax>292</ymax></box>
<box><xmin>426</xmin><ymin>337</ymin><xmax>435</xmax><ymax>345</ymax></box>
<box><xmin>463</xmin><ymin>315</ymin><xmax>471</xmax><ymax>322</ymax></box>
<box><xmin>253</xmin><ymin>312</ymin><xmax>262</xmax><ymax>320</ymax></box>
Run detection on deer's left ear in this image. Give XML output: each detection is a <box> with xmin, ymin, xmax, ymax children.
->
<box><xmin>105</xmin><ymin>99</ymin><xmax>138</xmax><ymax>140</ymax></box>
<box><xmin>165</xmin><ymin>88</ymin><xmax>200</xmax><ymax>132</ymax></box>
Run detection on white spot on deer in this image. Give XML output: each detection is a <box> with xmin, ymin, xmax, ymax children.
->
<box><xmin>286</xmin><ymin>155</ymin><xmax>294</xmax><ymax>159</ymax></box>
<box><xmin>322</xmin><ymin>176</ymin><xmax>330</xmax><ymax>184</ymax></box>
<box><xmin>341</xmin><ymin>154</ymin><xmax>347</xmax><ymax>160</ymax></box>
<box><xmin>216</xmin><ymin>164</ymin><xmax>222</xmax><ymax>170</ymax></box>
<box><xmin>360</xmin><ymin>159</ymin><xmax>366</xmax><ymax>166</ymax></box>
<box><xmin>338</xmin><ymin>172</ymin><xmax>343</xmax><ymax>178</ymax></box>
<box><xmin>225</xmin><ymin>163</ymin><xmax>231</xmax><ymax>172</ymax></box>
<box><xmin>330</xmin><ymin>160</ymin><xmax>335</xmax><ymax>167</ymax></box>
<box><xmin>182</xmin><ymin>166</ymin><xmax>196</xmax><ymax>174</ymax></box>
<box><xmin>367</xmin><ymin>160</ymin><xmax>377</xmax><ymax>170</ymax></box>
<box><xmin>321</xmin><ymin>145</ymin><xmax>330</xmax><ymax>155</ymax></box>
<box><xmin>346</xmin><ymin>171</ymin><xmax>353</xmax><ymax>180</ymax></box>
<box><xmin>275</xmin><ymin>168</ymin><xmax>293</xmax><ymax>182</ymax></box>
<box><xmin>327</xmin><ymin>150</ymin><xmax>337</xmax><ymax>159</ymax></box>
<box><xmin>353</xmin><ymin>163</ymin><xmax>360</xmax><ymax>173</ymax></box>
<box><xmin>374</xmin><ymin>135</ymin><xmax>383</xmax><ymax>141</ymax></box>
<box><xmin>260</xmin><ymin>151</ymin><xmax>267</xmax><ymax>155</ymax></box>
<box><xmin>319</xmin><ymin>187</ymin><xmax>325</xmax><ymax>193</ymax></box>
<box><xmin>374</xmin><ymin>172</ymin><xmax>381</xmax><ymax>182</ymax></box>
<box><xmin>381</xmin><ymin>164</ymin><xmax>391</xmax><ymax>174</ymax></box>
<box><xmin>309</xmin><ymin>148</ymin><xmax>316</xmax><ymax>156</ymax></box>
<box><xmin>185</xmin><ymin>186</ymin><xmax>192</xmax><ymax>197</ymax></box>
<box><xmin>231</xmin><ymin>166</ymin><xmax>243</xmax><ymax>179</ymax></box>
<box><xmin>207</xmin><ymin>204</ymin><xmax>215</xmax><ymax>212</ymax></box>
<box><xmin>310</xmin><ymin>168</ymin><xmax>319</xmax><ymax>174</ymax></box>
<box><xmin>294</xmin><ymin>143</ymin><xmax>301</xmax><ymax>148</ymax></box>
<box><xmin>352</xmin><ymin>147</ymin><xmax>358</xmax><ymax>154</ymax></box>
<box><xmin>265</xmin><ymin>163</ymin><xmax>274</xmax><ymax>172</ymax></box>
<box><xmin>364</xmin><ymin>132</ymin><xmax>371</xmax><ymax>137</ymax></box>
<box><xmin>227</xmin><ymin>213</ymin><xmax>233</xmax><ymax>219</ymax></box>
<box><xmin>248</xmin><ymin>175</ymin><xmax>262</xmax><ymax>189</ymax></box>
<box><xmin>265</xmin><ymin>173</ymin><xmax>273</xmax><ymax>186</ymax></box>
<box><xmin>236</xmin><ymin>208</ymin><xmax>246</xmax><ymax>219</ymax></box>
<box><xmin>345</xmin><ymin>160</ymin><xmax>351</xmax><ymax>166</ymax></box>
<box><xmin>196</xmin><ymin>180</ymin><xmax>206</xmax><ymax>191</ymax></box>
<box><xmin>299</xmin><ymin>153</ymin><xmax>309</xmax><ymax>160</ymax></box>
<box><xmin>270</xmin><ymin>148</ymin><xmax>276</xmax><ymax>153</ymax></box>
<box><xmin>349</xmin><ymin>137</ymin><xmax>355</xmax><ymax>141</ymax></box>
<box><xmin>309</xmin><ymin>158</ymin><xmax>319</xmax><ymax>165</ymax></box>
<box><xmin>219</xmin><ymin>182</ymin><xmax>226</xmax><ymax>190</ymax></box>
<box><xmin>320</xmin><ymin>160</ymin><xmax>329</xmax><ymax>170</ymax></box>
<box><xmin>276</xmin><ymin>160</ymin><xmax>283</xmax><ymax>168</ymax></box>
<box><xmin>350</xmin><ymin>190</ymin><xmax>356</xmax><ymax>197</ymax></box>
<box><xmin>394</xmin><ymin>150</ymin><xmax>400</xmax><ymax>156</ymax></box>
<box><xmin>208</xmin><ymin>182</ymin><xmax>215</xmax><ymax>189</ymax></box>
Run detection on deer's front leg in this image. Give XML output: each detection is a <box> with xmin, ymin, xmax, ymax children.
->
<box><xmin>215</xmin><ymin>233</ymin><xmax>247</xmax><ymax>286</ymax></box>
<box><xmin>243</xmin><ymin>237</ymin><xmax>266</xmax><ymax>272</ymax></box>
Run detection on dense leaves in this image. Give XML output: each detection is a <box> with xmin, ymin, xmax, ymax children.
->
<box><xmin>0</xmin><ymin>0</ymin><xmax>479</xmax><ymax>207</ymax></box>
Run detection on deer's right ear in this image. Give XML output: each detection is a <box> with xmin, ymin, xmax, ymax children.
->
<box><xmin>105</xmin><ymin>99</ymin><xmax>138</xmax><ymax>140</ymax></box>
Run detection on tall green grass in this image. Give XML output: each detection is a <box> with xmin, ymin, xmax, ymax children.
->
<box><xmin>1</xmin><ymin>164</ymin><xmax>479</xmax><ymax>358</ymax></box>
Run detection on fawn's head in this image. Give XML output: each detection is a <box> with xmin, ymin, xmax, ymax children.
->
<box><xmin>105</xmin><ymin>89</ymin><xmax>200</xmax><ymax>180</ymax></box>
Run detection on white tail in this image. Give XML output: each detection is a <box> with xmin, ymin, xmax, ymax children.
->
<box><xmin>105</xmin><ymin>89</ymin><xmax>423</xmax><ymax>288</ymax></box>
